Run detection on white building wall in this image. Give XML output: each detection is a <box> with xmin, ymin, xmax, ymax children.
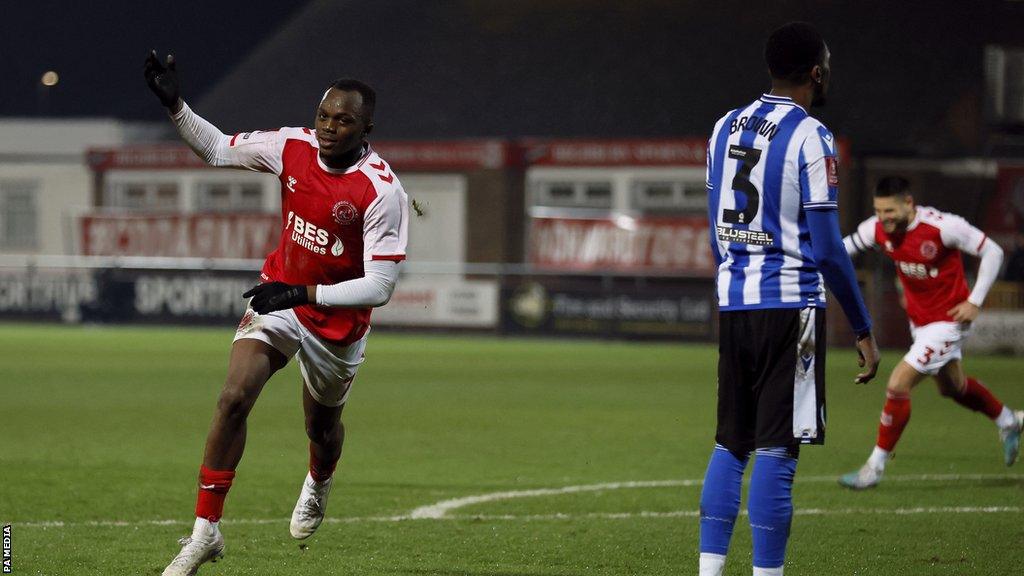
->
<box><xmin>0</xmin><ymin>163</ymin><xmax>93</xmax><ymax>254</ymax></box>
<box><xmin>0</xmin><ymin>118</ymin><xmax>127</xmax><ymax>255</ymax></box>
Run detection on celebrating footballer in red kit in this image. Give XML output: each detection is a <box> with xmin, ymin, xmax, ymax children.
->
<box><xmin>839</xmin><ymin>176</ymin><xmax>1023</xmax><ymax>490</ymax></box>
<box><xmin>145</xmin><ymin>51</ymin><xmax>408</xmax><ymax>574</ymax></box>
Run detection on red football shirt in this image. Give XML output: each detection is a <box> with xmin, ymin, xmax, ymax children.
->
<box><xmin>848</xmin><ymin>206</ymin><xmax>987</xmax><ymax>326</ymax></box>
<box><xmin>225</xmin><ymin>127</ymin><xmax>408</xmax><ymax>345</ymax></box>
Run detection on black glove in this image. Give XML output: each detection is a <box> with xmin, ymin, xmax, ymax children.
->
<box><xmin>243</xmin><ymin>282</ymin><xmax>309</xmax><ymax>314</ymax></box>
<box><xmin>144</xmin><ymin>50</ymin><xmax>181</xmax><ymax>109</ymax></box>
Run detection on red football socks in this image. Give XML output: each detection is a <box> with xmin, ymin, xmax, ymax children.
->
<box><xmin>876</xmin><ymin>392</ymin><xmax>911</xmax><ymax>452</ymax></box>
<box><xmin>953</xmin><ymin>377</ymin><xmax>1004</xmax><ymax>419</ymax></box>
<box><xmin>309</xmin><ymin>443</ymin><xmax>339</xmax><ymax>483</ymax></box>
<box><xmin>195</xmin><ymin>465</ymin><xmax>235</xmax><ymax>522</ymax></box>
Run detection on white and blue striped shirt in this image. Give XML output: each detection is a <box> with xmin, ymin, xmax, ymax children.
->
<box><xmin>706</xmin><ymin>94</ymin><xmax>840</xmax><ymax>310</ymax></box>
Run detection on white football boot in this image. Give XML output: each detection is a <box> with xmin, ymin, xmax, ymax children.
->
<box><xmin>1000</xmin><ymin>409</ymin><xmax>1024</xmax><ymax>466</ymax></box>
<box><xmin>290</xmin><ymin>472</ymin><xmax>334</xmax><ymax>539</ymax></box>
<box><xmin>838</xmin><ymin>462</ymin><xmax>884</xmax><ymax>490</ymax></box>
<box><xmin>162</xmin><ymin>518</ymin><xmax>225</xmax><ymax>576</ymax></box>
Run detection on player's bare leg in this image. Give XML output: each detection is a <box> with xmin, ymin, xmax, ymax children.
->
<box><xmin>203</xmin><ymin>339</ymin><xmax>288</xmax><ymax>469</ymax></box>
<box><xmin>840</xmin><ymin>361</ymin><xmax>925</xmax><ymax>489</ymax></box>
<box><xmin>163</xmin><ymin>339</ymin><xmax>287</xmax><ymax>576</ymax></box>
<box><xmin>934</xmin><ymin>360</ymin><xmax>1024</xmax><ymax>466</ymax></box>
<box><xmin>290</xmin><ymin>383</ymin><xmax>346</xmax><ymax>539</ymax></box>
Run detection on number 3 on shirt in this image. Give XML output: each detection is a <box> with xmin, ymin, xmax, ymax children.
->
<box><xmin>723</xmin><ymin>145</ymin><xmax>763</xmax><ymax>225</ymax></box>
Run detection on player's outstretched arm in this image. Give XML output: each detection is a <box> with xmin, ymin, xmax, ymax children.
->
<box><xmin>843</xmin><ymin>216</ymin><xmax>879</xmax><ymax>259</ymax></box>
<box><xmin>167</xmin><ymin>101</ymin><xmax>235</xmax><ymax>167</ymax></box>
<box><xmin>144</xmin><ymin>51</ymin><xmax>281</xmax><ymax>173</ymax></box>
<box><xmin>144</xmin><ymin>51</ymin><xmax>230</xmax><ymax>165</ymax></box>
<box><xmin>144</xmin><ymin>50</ymin><xmax>182</xmax><ymax>113</ymax></box>
<box><xmin>807</xmin><ymin>209</ymin><xmax>880</xmax><ymax>384</ymax></box>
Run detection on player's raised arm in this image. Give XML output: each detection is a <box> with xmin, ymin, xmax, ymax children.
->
<box><xmin>144</xmin><ymin>50</ymin><xmax>182</xmax><ymax>112</ymax></box>
<box><xmin>941</xmin><ymin>216</ymin><xmax>1005</xmax><ymax>322</ymax></box>
<box><xmin>144</xmin><ymin>51</ymin><xmax>284</xmax><ymax>174</ymax></box>
<box><xmin>800</xmin><ymin>133</ymin><xmax>880</xmax><ymax>384</ymax></box>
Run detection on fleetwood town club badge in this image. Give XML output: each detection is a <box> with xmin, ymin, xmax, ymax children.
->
<box><xmin>919</xmin><ymin>240</ymin><xmax>938</xmax><ymax>260</ymax></box>
<box><xmin>332</xmin><ymin>201</ymin><xmax>358</xmax><ymax>225</ymax></box>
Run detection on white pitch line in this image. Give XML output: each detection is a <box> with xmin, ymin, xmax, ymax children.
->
<box><xmin>10</xmin><ymin>473</ymin><xmax>1023</xmax><ymax>528</ymax></box>
<box><xmin>15</xmin><ymin>516</ymin><xmax>407</xmax><ymax>529</ymax></box>
<box><xmin>408</xmin><ymin>480</ymin><xmax>697</xmax><ymax>519</ymax></box>
<box><xmin>12</xmin><ymin>506</ymin><xmax>1022</xmax><ymax>529</ymax></box>
<box><xmin>448</xmin><ymin>506</ymin><xmax>1024</xmax><ymax>522</ymax></box>
<box><xmin>407</xmin><ymin>473</ymin><xmax>1024</xmax><ymax>519</ymax></box>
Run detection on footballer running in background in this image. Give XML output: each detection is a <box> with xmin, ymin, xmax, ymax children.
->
<box><xmin>144</xmin><ymin>51</ymin><xmax>408</xmax><ymax>575</ymax></box>
<box><xmin>700</xmin><ymin>22</ymin><xmax>879</xmax><ymax>576</ymax></box>
<box><xmin>838</xmin><ymin>176</ymin><xmax>1023</xmax><ymax>490</ymax></box>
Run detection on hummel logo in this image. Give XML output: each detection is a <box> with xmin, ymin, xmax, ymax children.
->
<box><xmin>286</xmin><ymin>176</ymin><xmax>298</xmax><ymax>192</ymax></box>
<box><xmin>369</xmin><ymin>161</ymin><xmax>394</xmax><ymax>184</ymax></box>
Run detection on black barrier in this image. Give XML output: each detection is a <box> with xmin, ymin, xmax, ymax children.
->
<box><xmin>501</xmin><ymin>277</ymin><xmax>714</xmax><ymax>340</ymax></box>
<box><xmin>0</xmin><ymin>270</ymin><xmax>98</xmax><ymax>323</ymax></box>
<box><xmin>0</xmin><ymin>268</ymin><xmax>258</xmax><ymax>326</ymax></box>
<box><xmin>0</xmin><ymin>268</ymin><xmax>717</xmax><ymax>341</ymax></box>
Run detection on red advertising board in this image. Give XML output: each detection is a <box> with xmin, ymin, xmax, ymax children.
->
<box><xmin>80</xmin><ymin>214</ymin><xmax>280</xmax><ymax>259</ymax></box>
<box><xmin>372</xmin><ymin>140</ymin><xmax>514</xmax><ymax>170</ymax></box>
<box><xmin>529</xmin><ymin>216</ymin><xmax>715</xmax><ymax>275</ymax></box>
<box><xmin>523</xmin><ymin>139</ymin><xmax>708</xmax><ymax>167</ymax></box>
<box><xmin>88</xmin><ymin>140</ymin><xmax>516</xmax><ymax>172</ymax></box>
<box><xmin>86</xmin><ymin>146</ymin><xmax>212</xmax><ymax>170</ymax></box>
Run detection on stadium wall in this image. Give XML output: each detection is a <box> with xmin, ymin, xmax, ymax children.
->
<box><xmin>3</xmin><ymin>136</ymin><xmax>1022</xmax><ymax>352</ymax></box>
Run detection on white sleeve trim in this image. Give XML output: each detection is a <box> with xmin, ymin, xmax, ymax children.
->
<box><xmin>968</xmin><ymin>238</ymin><xmax>1003</xmax><ymax>307</ymax></box>
<box><xmin>803</xmin><ymin>201</ymin><xmax>838</xmax><ymax>210</ymax></box>
<box><xmin>315</xmin><ymin>260</ymin><xmax>399</xmax><ymax>308</ymax></box>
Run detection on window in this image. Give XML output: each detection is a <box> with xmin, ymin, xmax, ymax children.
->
<box><xmin>105</xmin><ymin>181</ymin><xmax>181</xmax><ymax>211</ymax></box>
<box><xmin>195</xmin><ymin>182</ymin><xmax>264</xmax><ymax>212</ymax></box>
<box><xmin>534</xmin><ymin>181</ymin><xmax>613</xmax><ymax>209</ymax></box>
<box><xmin>632</xmin><ymin>179</ymin><xmax>707</xmax><ymax>213</ymax></box>
<box><xmin>583</xmin><ymin>182</ymin><xmax>612</xmax><ymax>204</ymax></box>
<box><xmin>0</xmin><ymin>181</ymin><xmax>39</xmax><ymax>249</ymax></box>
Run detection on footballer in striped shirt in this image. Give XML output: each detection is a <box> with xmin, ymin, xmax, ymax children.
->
<box><xmin>698</xmin><ymin>22</ymin><xmax>879</xmax><ymax>576</ymax></box>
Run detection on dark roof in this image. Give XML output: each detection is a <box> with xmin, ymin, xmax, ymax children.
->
<box><xmin>194</xmin><ymin>0</ymin><xmax>1024</xmax><ymax>155</ymax></box>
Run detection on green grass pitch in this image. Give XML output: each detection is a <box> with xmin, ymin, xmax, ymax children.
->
<box><xmin>1</xmin><ymin>323</ymin><xmax>1022</xmax><ymax>575</ymax></box>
